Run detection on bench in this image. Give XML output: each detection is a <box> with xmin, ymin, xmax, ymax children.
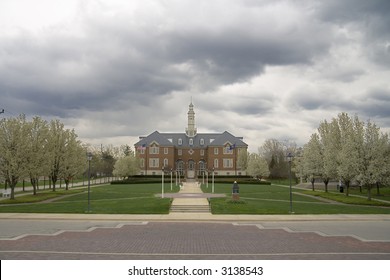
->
<box><xmin>2</xmin><ymin>189</ymin><xmax>11</xmax><ymax>198</ymax></box>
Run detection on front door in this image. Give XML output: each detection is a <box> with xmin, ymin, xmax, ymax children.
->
<box><xmin>187</xmin><ymin>160</ymin><xmax>195</xmax><ymax>178</ymax></box>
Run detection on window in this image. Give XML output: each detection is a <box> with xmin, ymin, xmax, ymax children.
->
<box><xmin>140</xmin><ymin>159</ymin><xmax>145</xmax><ymax>168</ymax></box>
<box><xmin>150</xmin><ymin>146</ymin><xmax>159</xmax><ymax>154</ymax></box>
<box><xmin>223</xmin><ymin>159</ymin><xmax>233</xmax><ymax>168</ymax></box>
<box><xmin>214</xmin><ymin>148</ymin><xmax>219</xmax><ymax>155</ymax></box>
<box><xmin>149</xmin><ymin>158</ymin><xmax>159</xmax><ymax>168</ymax></box>
<box><xmin>178</xmin><ymin>138</ymin><xmax>182</xmax><ymax>145</ymax></box>
<box><xmin>224</xmin><ymin>146</ymin><xmax>233</xmax><ymax>154</ymax></box>
<box><xmin>214</xmin><ymin>159</ymin><xmax>219</xmax><ymax>168</ymax></box>
<box><xmin>163</xmin><ymin>158</ymin><xmax>169</xmax><ymax>167</ymax></box>
<box><xmin>189</xmin><ymin>139</ymin><xmax>193</xmax><ymax>146</ymax></box>
<box><xmin>178</xmin><ymin>149</ymin><xmax>182</xmax><ymax>156</ymax></box>
<box><xmin>164</xmin><ymin>147</ymin><xmax>168</xmax><ymax>154</ymax></box>
<box><xmin>200</xmin><ymin>138</ymin><xmax>204</xmax><ymax>145</ymax></box>
<box><xmin>200</xmin><ymin>149</ymin><xmax>205</xmax><ymax>156</ymax></box>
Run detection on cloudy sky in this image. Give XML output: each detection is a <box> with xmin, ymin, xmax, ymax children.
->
<box><xmin>1</xmin><ymin>0</ymin><xmax>389</xmax><ymax>152</ymax></box>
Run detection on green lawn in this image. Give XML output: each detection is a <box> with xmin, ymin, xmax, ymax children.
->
<box><xmin>202</xmin><ymin>183</ymin><xmax>390</xmax><ymax>214</ymax></box>
<box><xmin>1</xmin><ymin>182</ymin><xmax>390</xmax><ymax>215</ymax></box>
<box><xmin>0</xmin><ymin>184</ymin><xmax>180</xmax><ymax>214</ymax></box>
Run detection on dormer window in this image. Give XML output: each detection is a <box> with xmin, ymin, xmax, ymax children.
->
<box><xmin>200</xmin><ymin>138</ymin><xmax>204</xmax><ymax>145</ymax></box>
<box><xmin>178</xmin><ymin>138</ymin><xmax>182</xmax><ymax>145</ymax></box>
<box><xmin>189</xmin><ymin>139</ymin><xmax>193</xmax><ymax>146</ymax></box>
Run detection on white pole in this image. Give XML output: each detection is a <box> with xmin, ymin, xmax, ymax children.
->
<box><xmin>170</xmin><ymin>169</ymin><xmax>173</xmax><ymax>191</ymax></box>
<box><xmin>162</xmin><ymin>168</ymin><xmax>164</xmax><ymax>198</ymax></box>
<box><xmin>212</xmin><ymin>168</ymin><xmax>215</xmax><ymax>193</ymax></box>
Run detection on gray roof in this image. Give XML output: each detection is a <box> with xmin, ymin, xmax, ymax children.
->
<box><xmin>135</xmin><ymin>131</ymin><xmax>247</xmax><ymax>148</ymax></box>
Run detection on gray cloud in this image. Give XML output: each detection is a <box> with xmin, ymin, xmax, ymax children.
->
<box><xmin>317</xmin><ymin>0</ymin><xmax>390</xmax><ymax>66</ymax></box>
<box><xmin>0</xmin><ymin>0</ymin><xmax>389</xmax><ymax>150</ymax></box>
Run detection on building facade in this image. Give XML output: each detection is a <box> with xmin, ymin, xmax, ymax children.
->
<box><xmin>134</xmin><ymin>102</ymin><xmax>248</xmax><ymax>178</ymax></box>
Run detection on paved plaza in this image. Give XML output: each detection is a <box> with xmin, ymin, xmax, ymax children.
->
<box><xmin>0</xmin><ymin>182</ymin><xmax>389</xmax><ymax>260</ymax></box>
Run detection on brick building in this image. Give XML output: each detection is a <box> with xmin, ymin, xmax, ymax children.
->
<box><xmin>134</xmin><ymin>102</ymin><xmax>248</xmax><ymax>178</ymax></box>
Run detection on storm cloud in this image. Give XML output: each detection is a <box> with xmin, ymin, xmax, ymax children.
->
<box><xmin>0</xmin><ymin>0</ymin><xmax>389</xmax><ymax>150</ymax></box>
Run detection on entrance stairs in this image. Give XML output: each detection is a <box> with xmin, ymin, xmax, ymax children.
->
<box><xmin>170</xmin><ymin>204</ymin><xmax>210</xmax><ymax>213</ymax></box>
<box><xmin>169</xmin><ymin>182</ymin><xmax>211</xmax><ymax>214</ymax></box>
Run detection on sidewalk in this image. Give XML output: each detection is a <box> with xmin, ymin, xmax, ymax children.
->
<box><xmin>0</xmin><ymin>212</ymin><xmax>389</xmax><ymax>222</ymax></box>
<box><xmin>0</xmin><ymin>178</ymin><xmax>113</xmax><ymax>201</ymax></box>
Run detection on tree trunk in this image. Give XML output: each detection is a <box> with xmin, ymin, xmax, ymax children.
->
<box><xmin>30</xmin><ymin>177</ymin><xmax>38</xmax><ymax>195</ymax></box>
<box><xmin>323</xmin><ymin>178</ymin><xmax>329</xmax><ymax>193</ymax></box>
<box><xmin>376</xmin><ymin>182</ymin><xmax>381</xmax><ymax>195</ymax></box>
<box><xmin>345</xmin><ymin>181</ymin><xmax>350</xmax><ymax>196</ymax></box>
<box><xmin>51</xmin><ymin>175</ymin><xmax>57</xmax><ymax>192</ymax></box>
<box><xmin>311</xmin><ymin>177</ymin><xmax>315</xmax><ymax>191</ymax></box>
<box><xmin>64</xmin><ymin>178</ymin><xmax>70</xmax><ymax>191</ymax></box>
<box><xmin>10</xmin><ymin>176</ymin><xmax>18</xmax><ymax>200</ymax></box>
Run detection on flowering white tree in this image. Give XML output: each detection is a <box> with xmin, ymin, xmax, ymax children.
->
<box><xmin>25</xmin><ymin>116</ymin><xmax>50</xmax><ymax>195</ymax></box>
<box><xmin>113</xmin><ymin>151</ymin><xmax>140</xmax><ymax>179</ymax></box>
<box><xmin>62</xmin><ymin>130</ymin><xmax>86</xmax><ymax>190</ymax></box>
<box><xmin>318</xmin><ymin>119</ymin><xmax>340</xmax><ymax>192</ymax></box>
<box><xmin>0</xmin><ymin>115</ymin><xmax>30</xmax><ymax>199</ymax></box>
<box><xmin>302</xmin><ymin>133</ymin><xmax>323</xmax><ymax>191</ymax></box>
<box><xmin>336</xmin><ymin>113</ymin><xmax>363</xmax><ymax>196</ymax></box>
<box><xmin>359</xmin><ymin>121</ymin><xmax>389</xmax><ymax>200</ymax></box>
<box><xmin>247</xmin><ymin>152</ymin><xmax>270</xmax><ymax>180</ymax></box>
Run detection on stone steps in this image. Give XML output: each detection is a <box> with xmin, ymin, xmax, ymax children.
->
<box><xmin>170</xmin><ymin>205</ymin><xmax>210</xmax><ymax>213</ymax></box>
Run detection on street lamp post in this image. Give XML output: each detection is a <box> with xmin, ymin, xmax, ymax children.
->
<box><xmin>161</xmin><ymin>167</ymin><xmax>164</xmax><ymax>198</ymax></box>
<box><xmin>86</xmin><ymin>152</ymin><xmax>93</xmax><ymax>213</ymax></box>
<box><xmin>206</xmin><ymin>170</ymin><xmax>209</xmax><ymax>189</ymax></box>
<box><xmin>212</xmin><ymin>167</ymin><xmax>215</xmax><ymax>193</ymax></box>
<box><xmin>286</xmin><ymin>152</ymin><xmax>294</xmax><ymax>214</ymax></box>
<box><xmin>170</xmin><ymin>168</ymin><xmax>173</xmax><ymax>191</ymax></box>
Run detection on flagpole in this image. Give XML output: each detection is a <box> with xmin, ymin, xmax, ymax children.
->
<box><xmin>145</xmin><ymin>144</ymin><xmax>148</xmax><ymax>176</ymax></box>
<box><xmin>235</xmin><ymin>145</ymin><xmax>237</xmax><ymax>176</ymax></box>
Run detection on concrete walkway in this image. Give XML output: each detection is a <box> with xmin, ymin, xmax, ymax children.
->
<box><xmin>169</xmin><ymin>181</ymin><xmax>212</xmax><ymax>215</ymax></box>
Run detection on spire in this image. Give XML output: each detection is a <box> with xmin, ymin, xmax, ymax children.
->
<box><xmin>185</xmin><ymin>99</ymin><xmax>197</xmax><ymax>137</ymax></box>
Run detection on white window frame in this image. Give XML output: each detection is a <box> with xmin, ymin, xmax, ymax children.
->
<box><xmin>214</xmin><ymin>148</ymin><xmax>219</xmax><ymax>155</ymax></box>
<box><xmin>189</xmin><ymin>139</ymin><xmax>193</xmax><ymax>146</ymax></box>
<box><xmin>200</xmin><ymin>138</ymin><xmax>204</xmax><ymax>145</ymax></box>
<box><xmin>149</xmin><ymin>158</ymin><xmax>159</xmax><ymax>168</ymax></box>
<box><xmin>178</xmin><ymin>149</ymin><xmax>182</xmax><ymax>156</ymax></box>
<box><xmin>223</xmin><ymin>158</ymin><xmax>233</xmax><ymax>168</ymax></box>
<box><xmin>214</xmin><ymin>159</ymin><xmax>219</xmax><ymax>168</ymax></box>
<box><xmin>200</xmin><ymin>149</ymin><xmax>205</xmax><ymax>156</ymax></box>
<box><xmin>164</xmin><ymin>147</ymin><xmax>168</xmax><ymax>154</ymax></box>
<box><xmin>149</xmin><ymin>146</ymin><xmax>159</xmax><ymax>154</ymax></box>
<box><xmin>178</xmin><ymin>138</ymin><xmax>183</xmax><ymax>145</ymax></box>
<box><xmin>163</xmin><ymin>158</ymin><xmax>169</xmax><ymax>167</ymax></box>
